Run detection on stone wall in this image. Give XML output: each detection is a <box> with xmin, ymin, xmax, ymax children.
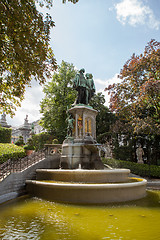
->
<box><xmin>0</xmin><ymin>154</ymin><xmax>60</xmax><ymax>204</ymax></box>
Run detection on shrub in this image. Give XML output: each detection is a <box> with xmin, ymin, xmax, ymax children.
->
<box><xmin>31</xmin><ymin>132</ymin><xmax>54</xmax><ymax>151</ymax></box>
<box><xmin>24</xmin><ymin>145</ymin><xmax>35</xmax><ymax>150</ymax></box>
<box><xmin>15</xmin><ymin>136</ymin><xmax>25</xmax><ymax>146</ymax></box>
<box><xmin>24</xmin><ymin>138</ymin><xmax>35</xmax><ymax>150</ymax></box>
<box><xmin>0</xmin><ymin>126</ymin><xmax>12</xmax><ymax>143</ymax></box>
<box><xmin>102</xmin><ymin>158</ymin><xmax>160</xmax><ymax>178</ymax></box>
<box><xmin>0</xmin><ymin>143</ymin><xmax>26</xmax><ymax>164</ymax></box>
<box><xmin>113</xmin><ymin>145</ymin><xmax>133</xmax><ymax>161</ymax></box>
<box><xmin>52</xmin><ymin>139</ymin><xmax>59</xmax><ymax>144</ymax></box>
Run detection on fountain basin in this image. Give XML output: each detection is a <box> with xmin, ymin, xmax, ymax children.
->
<box><xmin>26</xmin><ymin>177</ymin><xmax>147</xmax><ymax>204</ymax></box>
<box><xmin>36</xmin><ymin>169</ymin><xmax>130</xmax><ymax>183</ymax></box>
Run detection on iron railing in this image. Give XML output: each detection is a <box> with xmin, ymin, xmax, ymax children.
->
<box><xmin>0</xmin><ymin>149</ymin><xmax>46</xmax><ymax>181</ymax></box>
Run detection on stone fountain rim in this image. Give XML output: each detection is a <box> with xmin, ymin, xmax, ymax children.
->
<box><xmin>26</xmin><ymin>178</ymin><xmax>147</xmax><ymax>189</ymax></box>
<box><xmin>36</xmin><ymin>169</ymin><xmax>131</xmax><ymax>173</ymax></box>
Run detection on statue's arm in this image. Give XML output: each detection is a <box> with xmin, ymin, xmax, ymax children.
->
<box><xmin>92</xmin><ymin>80</ymin><xmax>96</xmax><ymax>92</ymax></box>
<box><xmin>73</xmin><ymin>74</ymin><xmax>80</xmax><ymax>88</ymax></box>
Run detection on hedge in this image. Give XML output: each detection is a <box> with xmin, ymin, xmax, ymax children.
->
<box><xmin>102</xmin><ymin>158</ymin><xmax>160</xmax><ymax>178</ymax></box>
<box><xmin>14</xmin><ymin>136</ymin><xmax>24</xmax><ymax>146</ymax></box>
<box><xmin>0</xmin><ymin>143</ymin><xmax>26</xmax><ymax>164</ymax></box>
<box><xmin>31</xmin><ymin>132</ymin><xmax>54</xmax><ymax>151</ymax></box>
<box><xmin>0</xmin><ymin>127</ymin><xmax>12</xmax><ymax>143</ymax></box>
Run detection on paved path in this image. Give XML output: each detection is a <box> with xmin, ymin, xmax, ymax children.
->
<box><xmin>130</xmin><ymin>173</ymin><xmax>160</xmax><ymax>190</ymax></box>
<box><xmin>103</xmin><ymin>165</ymin><xmax>160</xmax><ymax>190</ymax></box>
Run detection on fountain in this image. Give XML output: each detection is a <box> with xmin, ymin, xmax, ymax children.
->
<box><xmin>26</xmin><ymin>68</ymin><xmax>147</xmax><ymax>204</ymax></box>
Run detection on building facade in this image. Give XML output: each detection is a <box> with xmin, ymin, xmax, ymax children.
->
<box><xmin>11</xmin><ymin>116</ymin><xmax>44</xmax><ymax>144</ymax></box>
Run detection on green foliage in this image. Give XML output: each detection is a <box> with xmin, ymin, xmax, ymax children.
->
<box><xmin>52</xmin><ymin>139</ymin><xmax>59</xmax><ymax>144</ymax></box>
<box><xmin>102</xmin><ymin>158</ymin><xmax>160</xmax><ymax>178</ymax></box>
<box><xmin>0</xmin><ymin>126</ymin><xmax>12</xmax><ymax>143</ymax></box>
<box><xmin>111</xmin><ymin>133</ymin><xmax>135</xmax><ymax>162</ymax></box>
<box><xmin>31</xmin><ymin>132</ymin><xmax>53</xmax><ymax>151</ymax></box>
<box><xmin>0</xmin><ymin>0</ymin><xmax>79</xmax><ymax>116</ymax></box>
<box><xmin>113</xmin><ymin>145</ymin><xmax>133</xmax><ymax>161</ymax></box>
<box><xmin>0</xmin><ymin>0</ymin><xmax>57</xmax><ymax>116</ymax></box>
<box><xmin>24</xmin><ymin>138</ymin><xmax>35</xmax><ymax>150</ymax></box>
<box><xmin>90</xmin><ymin>92</ymin><xmax>116</xmax><ymax>143</ymax></box>
<box><xmin>0</xmin><ymin>143</ymin><xmax>26</xmax><ymax>164</ymax></box>
<box><xmin>40</xmin><ymin>61</ymin><xmax>77</xmax><ymax>143</ymax></box>
<box><xmin>15</xmin><ymin>136</ymin><xmax>24</xmax><ymax>146</ymax></box>
<box><xmin>105</xmin><ymin>39</ymin><xmax>160</xmax><ymax>135</ymax></box>
<box><xmin>23</xmin><ymin>145</ymin><xmax>35</xmax><ymax>151</ymax></box>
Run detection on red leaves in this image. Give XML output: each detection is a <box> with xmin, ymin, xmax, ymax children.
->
<box><xmin>105</xmin><ymin>83</ymin><xmax>115</xmax><ymax>91</ymax></box>
<box><xmin>141</xmin><ymin>79</ymin><xmax>160</xmax><ymax>95</ymax></box>
<box><xmin>105</xmin><ymin>39</ymin><xmax>160</xmax><ymax>135</ymax></box>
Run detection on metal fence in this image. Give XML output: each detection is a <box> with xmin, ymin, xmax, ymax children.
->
<box><xmin>0</xmin><ymin>150</ymin><xmax>45</xmax><ymax>181</ymax></box>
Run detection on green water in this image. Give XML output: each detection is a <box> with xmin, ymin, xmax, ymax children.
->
<box><xmin>0</xmin><ymin>190</ymin><xmax>159</xmax><ymax>240</ymax></box>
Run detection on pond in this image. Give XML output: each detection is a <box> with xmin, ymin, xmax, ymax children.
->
<box><xmin>0</xmin><ymin>190</ymin><xmax>159</xmax><ymax>240</ymax></box>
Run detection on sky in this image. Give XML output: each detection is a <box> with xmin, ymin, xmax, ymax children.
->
<box><xmin>7</xmin><ymin>0</ymin><xmax>160</xmax><ymax>127</ymax></box>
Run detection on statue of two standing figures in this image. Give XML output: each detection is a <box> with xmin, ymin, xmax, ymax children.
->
<box><xmin>73</xmin><ymin>68</ymin><xmax>96</xmax><ymax>105</ymax></box>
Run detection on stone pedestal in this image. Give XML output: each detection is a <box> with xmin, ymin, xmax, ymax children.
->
<box><xmin>69</xmin><ymin>105</ymin><xmax>97</xmax><ymax>140</ymax></box>
<box><xmin>60</xmin><ymin>105</ymin><xmax>104</xmax><ymax>169</ymax></box>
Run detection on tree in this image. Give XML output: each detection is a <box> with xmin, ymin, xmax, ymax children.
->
<box><xmin>40</xmin><ymin>61</ymin><xmax>77</xmax><ymax>142</ymax></box>
<box><xmin>0</xmin><ymin>0</ymin><xmax>57</xmax><ymax>116</ymax></box>
<box><xmin>0</xmin><ymin>0</ymin><xmax>79</xmax><ymax>116</ymax></box>
<box><xmin>90</xmin><ymin>92</ymin><xmax>116</xmax><ymax>143</ymax></box>
<box><xmin>105</xmin><ymin>39</ymin><xmax>160</xmax><ymax>135</ymax></box>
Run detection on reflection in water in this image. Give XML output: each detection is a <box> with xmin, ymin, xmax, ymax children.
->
<box><xmin>1</xmin><ymin>217</ymin><xmax>44</xmax><ymax>240</ymax></box>
<box><xmin>0</xmin><ymin>190</ymin><xmax>159</xmax><ymax>240</ymax></box>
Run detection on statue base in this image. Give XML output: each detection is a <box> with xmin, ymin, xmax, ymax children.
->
<box><xmin>60</xmin><ymin>105</ymin><xmax>104</xmax><ymax>169</ymax></box>
<box><xmin>61</xmin><ymin>138</ymin><xmax>104</xmax><ymax>169</ymax></box>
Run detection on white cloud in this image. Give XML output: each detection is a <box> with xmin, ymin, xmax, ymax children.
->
<box><xmin>95</xmin><ymin>73</ymin><xmax>120</xmax><ymax>87</ymax></box>
<box><xmin>114</xmin><ymin>0</ymin><xmax>160</xmax><ymax>30</ymax></box>
<box><xmin>7</xmin><ymin>81</ymin><xmax>44</xmax><ymax>127</ymax></box>
<box><xmin>94</xmin><ymin>78</ymin><xmax>107</xmax><ymax>86</ymax></box>
<box><xmin>95</xmin><ymin>73</ymin><xmax>121</xmax><ymax>107</ymax></box>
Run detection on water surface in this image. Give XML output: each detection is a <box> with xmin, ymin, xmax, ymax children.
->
<box><xmin>0</xmin><ymin>190</ymin><xmax>159</xmax><ymax>240</ymax></box>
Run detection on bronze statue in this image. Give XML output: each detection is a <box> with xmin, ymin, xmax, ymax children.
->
<box><xmin>73</xmin><ymin>69</ymin><xmax>95</xmax><ymax>105</ymax></box>
<box><xmin>73</xmin><ymin>68</ymin><xmax>86</xmax><ymax>104</ymax></box>
<box><xmin>66</xmin><ymin>113</ymin><xmax>75</xmax><ymax>137</ymax></box>
<box><xmin>86</xmin><ymin>73</ymin><xmax>95</xmax><ymax>103</ymax></box>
